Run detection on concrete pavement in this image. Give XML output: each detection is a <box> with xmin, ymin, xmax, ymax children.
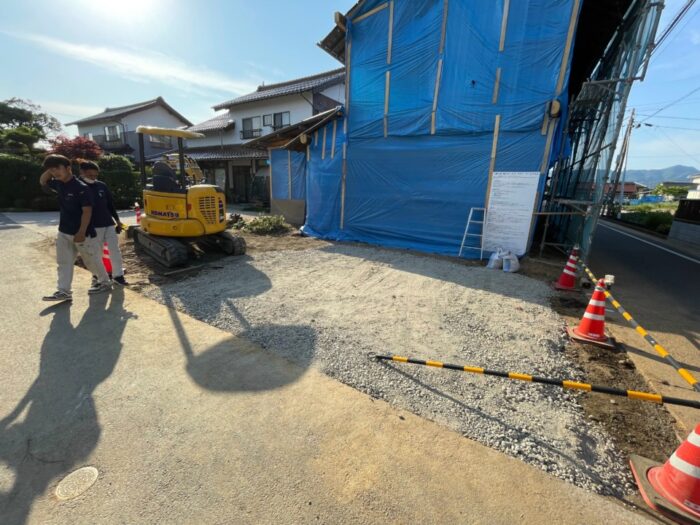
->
<box><xmin>589</xmin><ymin>220</ymin><xmax>700</xmax><ymax>434</ymax></box>
<box><xmin>0</xmin><ymin>215</ymin><xmax>652</xmax><ymax>524</ymax></box>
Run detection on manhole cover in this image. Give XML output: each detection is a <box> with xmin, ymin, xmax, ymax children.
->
<box><xmin>55</xmin><ymin>466</ymin><xmax>99</xmax><ymax>500</ymax></box>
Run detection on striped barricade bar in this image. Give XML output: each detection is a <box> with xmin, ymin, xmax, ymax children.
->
<box><xmin>373</xmin><ymin>354</ymin><xmax>700</xmax><ymax>409</ymax></box>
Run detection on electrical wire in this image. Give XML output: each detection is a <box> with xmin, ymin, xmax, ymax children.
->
<box><xmin>652</xmin><ymin>0</ymin><xmax>698</xmax><ymax>58</ymax></box>
<box><xmin>637</xmin><ymin>85</ymin><xmax>700</xmax><ymax>124</ymax></box>
<box><xmin>635</xmin><ymin>114</ymin><xmax>700</xmax><ymax>120</ymax></box>
<box><xmin>645</xmin><ymin>123</ymin><xmax>700</xmax><ymax>131</ymax></box>
<box><xmin>655</xmin><ymin>127</ymin><xmax>700</xmax><ymax>165</ymax></box>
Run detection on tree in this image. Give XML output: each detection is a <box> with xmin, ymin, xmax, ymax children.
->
<box><xmin>0</xmin><ymin>98</ymin><xmax>63</xmax><ymax>157</ymax></box>
<box><xmin>0</xmin><ymin>103</ymin><xmax>33</xmax><ymax>130</ymax></box>
<box><xmin>652</xmin><ymin>183</ymin><xmax>688</xmax><ymax>200</ymax></box>
<box><xmin>0</xmin><ymin>126</ymin><xmax>44</xmax><ymax>155</ymax></box>
<box><xmin>0</xmin><ymin>98</ymin><xmax>61</xmax><ymax>135</ymax></box>
<box><xmin>49</xmin><ymin>135</ymin><xmax>103</xmax><ymax>160</ymax></box>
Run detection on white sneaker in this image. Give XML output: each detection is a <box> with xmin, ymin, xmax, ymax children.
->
<box><xmin>88</xmin><ymin>282</ymin><xmax>112</xmax><ymax>295</ymax></box>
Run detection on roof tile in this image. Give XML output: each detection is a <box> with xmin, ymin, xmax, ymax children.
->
<box><xmin>213</xmin><ymin>68</ymin><xmax>344</xmax><ymax>110</ymax></box>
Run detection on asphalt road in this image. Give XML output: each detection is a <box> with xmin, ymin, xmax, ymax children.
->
<box><xmin>588</xmin><ymin>220</ymin><xmax>700</xmax><ymax>352</ymax></box>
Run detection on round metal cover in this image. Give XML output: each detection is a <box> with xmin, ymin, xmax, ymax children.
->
<box><xmin>55</xmin><ymin>466</ymin><xmax>99</xmax><ymax>500</ymax></box>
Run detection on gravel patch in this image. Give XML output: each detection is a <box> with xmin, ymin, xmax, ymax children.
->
<box><xmin>142</xmin><ymin>244</ymin><xmax>634</xmax><ymax>496</ymax></box>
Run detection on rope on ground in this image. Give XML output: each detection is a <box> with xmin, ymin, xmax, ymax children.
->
<box><xmin>577</xmin><ymin>261</ymin><xmax>700</xmax><ymax>393</ymax></box>
<box><xmin>373</xmin><ymin>354</ymin><xmax>700</xmax><ymax>409</ymax></box>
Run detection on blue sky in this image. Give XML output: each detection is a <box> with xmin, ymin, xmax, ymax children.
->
<box><xmin>0</xmin><ymin>0</ymin><xmax>698</xmax><ymax>170</ymax></box>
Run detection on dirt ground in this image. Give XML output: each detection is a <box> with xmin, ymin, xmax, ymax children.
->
<box><xmin>119</xmin><ymin>229</ymin><xmax>682</xmax><ymax>461</ymax></box>
<box><xmin>40</xmin><ymin>222</ymin><xmax>682</xmax><ymax>494</ymax></box>
<box><xmin>520</xmin><ymin>255</ymin><xmax>681</xmax><ymax>463</ymax></box>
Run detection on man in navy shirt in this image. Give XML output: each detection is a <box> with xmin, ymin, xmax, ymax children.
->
<box><xmin>39</xmin><ymin>154</ymin><xmax>112</xmax><ymax>301</ymax></box>
<box><xmin>79</xmin><ymin>160</ymin><xmax>128</xmax><ymax>286</ymax></box>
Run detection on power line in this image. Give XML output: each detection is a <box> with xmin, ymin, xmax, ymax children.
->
<box><xmin>651</xmin><ymin>0</ymin><xmax>698</xmax><ymax>58</ymax></box>
<box><xmin>655</xmin><ymin>127</ymin><xmax>700</xmax><ymax>165</ymax></box>
<box><xmin>637</xmin><ymin>85</ymin><xmax>700</xmax><ymax>124</ymax></box>
<box><xmin>636</xmin><ymin>113</ymin><xmax>700</xmax><ymax>120</ymax></box>
<box><xmin>646</xmin><ymin>123</ymin><xmax>700</xmax><ymax>131</ymax></box>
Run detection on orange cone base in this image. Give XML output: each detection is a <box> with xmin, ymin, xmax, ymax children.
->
<box><xmin>630</xmin><ymin>455</ymin><xmax>700</xmax><ymax>525</ymax></box>
<box><xmin>553</xmin><ymin>281</ymin><xmax>579</xmax><ymax>292</ymax></box>
<box><xmin>567</xmin><ymin>326</ymin><xmax>617</xmax><ymax>350</ymax></box>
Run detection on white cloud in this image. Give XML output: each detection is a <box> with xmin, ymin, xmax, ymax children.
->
<box><xmin>34</xmin><ymin>100</ymin><xmax>104</xmax><ymax>120</ymax></box>
<box><xmin>2</xmin><ymin>32</ymin><xmax>257</xmax><ymax>96</ymax></box>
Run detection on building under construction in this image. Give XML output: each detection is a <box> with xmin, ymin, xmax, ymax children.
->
<box><xmin>251</xmin><ymin>0</ymin><xmax>664</xmax><ymax>260</ymax></box>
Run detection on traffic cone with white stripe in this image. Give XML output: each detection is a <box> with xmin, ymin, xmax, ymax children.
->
<box><xmin>102</xmin><ymin>243</ymin><xmax>113</xmax><ymax>274</ymax></box>
<box><xmin>631</xmin><ymin>424</ymin><xmax>700</xmax><ymax>524</ymax></box>
<box><xmin>135</xmin><ymin>202</ymin><xmax>142</xmax><ymax>224</ymax></box>
<box><xmin>553</xmin><ymin>245</ymin><xmax>579</xmax><ymax>291</ymax></box>
<box><xmin>567</xmin><ymin>278</ymin><xmax>616</xmax><ymax>350</ymax></box>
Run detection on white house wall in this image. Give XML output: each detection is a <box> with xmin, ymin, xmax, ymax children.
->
<box><xmin>121</xmin><ymin>106</ymin><xmax>189</xmax><ymax>133</ymax></box>
<box><xmin>76</xmin><ymin>105</ymin><xmax>189</xmax><ymax>137</ymax></box>
<box><xmin>188</xmin><ymin>93</ymin><xmax>315</xmax><ymax>148</ymax></box>
<box><xmin>190</xmin><ymin>129</ymin><xmax>238</xmax><ymax>148</ymax></box>
<box><xmin>77</xmin><ymin>121</ymin><xmax>111</xmax><ymax>138</ymax></box>
<box><xmin>320</xmin><ymin>83</ymin><xmax>345</xmax><ymax>104</ymax></box>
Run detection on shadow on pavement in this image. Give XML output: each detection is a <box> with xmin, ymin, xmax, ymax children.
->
<box><xmin>0</xmin><ymin>291</ymin><xmax>133</xmax><ymax>525</ymax></box>
<box><xmin>160</xmin><ymin>259</ymin><xmax>316</xmax><ymax>392</ymax></box>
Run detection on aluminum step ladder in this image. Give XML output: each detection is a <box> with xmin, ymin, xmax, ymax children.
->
<box><xmin>458</xmin><ymin>207</ymin><xmax>486</xmax><ymax>259</ymax></box>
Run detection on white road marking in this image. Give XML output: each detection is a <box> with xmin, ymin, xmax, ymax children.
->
<box><xmin>599</xmin><ymin>222</ymin><xmax>700</xmax><ymax>265</ymax></box>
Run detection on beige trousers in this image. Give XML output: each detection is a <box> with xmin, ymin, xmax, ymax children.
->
<box><xmin>56</xmin><ymin>232</ymin><xmax>110</xmax><ymax>293</ymax></box>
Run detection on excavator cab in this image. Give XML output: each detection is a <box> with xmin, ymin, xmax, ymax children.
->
<box><xmin>134</xmin><ymin>126</ymin><xmax>245</xmax><ymax>267</ymax></box>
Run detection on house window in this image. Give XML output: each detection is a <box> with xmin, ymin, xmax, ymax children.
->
<box><xmin>241</xmin><ymin>116</ymin><xmax>262</xmax><ymax>139</ymax></box>
<box><xmin>263</xmin><ymin>114</ymin><xmax>273</xmax><ymax>127</ymax></box>
<box><xmin>104</xmin><ymin>125</ymin><xmax>121</xmax><ymax>142</ymax></box>
<box><xmin>148</xmin><ymin>134</ymin><xmax>172</xmax><ymax>148</ymax></box>
<box><xmin>83</xmin><ymin>132</ymin><xmax>94</xmax><ymax>141</ymax></box>
<box><xmin>273</xmin><ymin>111</ymin><xmax>291</xmax><ymax>129</ymax></box>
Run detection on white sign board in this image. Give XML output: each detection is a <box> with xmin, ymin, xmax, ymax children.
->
<box><xmin>482</xmin><ymin>171</ymin><xmax>540</xmax><ymax>256</ymax></box>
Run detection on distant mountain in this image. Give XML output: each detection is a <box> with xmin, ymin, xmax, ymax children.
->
<box><xmin>624</xmin><ymin>165</ymin><xmax>698</xmax><ymax>188</ymax></box>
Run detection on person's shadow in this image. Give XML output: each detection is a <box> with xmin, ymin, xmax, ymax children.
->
<box><xmin>0</xmin><ymin>291</ymin><xmax>133</xmax><ymax>525</ymax></box>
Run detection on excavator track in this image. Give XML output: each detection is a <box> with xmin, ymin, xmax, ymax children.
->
<box><xmin>210</xmin><ymin>231</ymin><xmax>246</xmax><ymax>256</ymax></box>
<box><xmin>133</xmin><ymin>228</ymin><xmax>189</xmax><ymax>268</ymax></box>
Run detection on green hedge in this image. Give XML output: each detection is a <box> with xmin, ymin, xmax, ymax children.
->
<box><xmin>621</xmin><ymin>211</ymin><xmax>674</xmax><ymax>235</ymax></box>
<box><xmin>0</xmin><ymin>153</ymin><xmax>56</xmax><ymax>210</ymax></box>
<box><xmin>0</xmin><ymin>153</ymin><xmax>142</xmax><ymax>211</ymax></box>
<box><xmin>97</xmin><ymin>155</ymin><xmax>141</xmax><ymax>209</ymax></box>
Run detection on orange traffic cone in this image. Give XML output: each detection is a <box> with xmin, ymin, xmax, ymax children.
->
<box><xmin>631</xmin><ymin>424</ymin><xmax>700</xmax><ymax>524</ymax></box>
<box><xmin>135</xmin><ymin>202</ymin><xmax>142</xmax><ymax>224</ymax></box>
<box><xmin>553</xmin><ymin>244</ymin><xmax>579</xmax><ymax>291</ymax></box>
<box><xmin>102</xmin><ymin>243</ymin><xmax>113</xmax><ymax>274</ymax></box>
<box><xmin>567</xmin><ymin>278</ymin><xmax>616</xmax><ymax>350</ymax></box>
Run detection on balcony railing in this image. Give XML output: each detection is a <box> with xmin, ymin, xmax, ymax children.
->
<box><xmin>92</xmin><ymin>134</ymin><xmax>126</xmax><ymax>147</ymax></box>
<box><xmin>240</xmin><ymin>128</ymin><xmax>262</xmax><ymax>140</ymax></box>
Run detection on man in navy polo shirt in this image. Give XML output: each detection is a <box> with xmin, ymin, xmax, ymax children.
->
<box><xmin>39</xmin><ymin>154</ymin><xmax>112</xmax><ymax>301</ymax></box>
<box><xmin>78</xmin><ymin>160</ymin><xmax>128</xmax><ymax>286</ymax></box>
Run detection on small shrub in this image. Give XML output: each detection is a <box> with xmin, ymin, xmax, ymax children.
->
<box><xmin>0</xmin><ymin>153</ymin><xmax>44</xmax><ymax>209</ymax></box>
<box><xmin>621</xmin><ymin>210</ymin><xmax>673</xmax><ymax>235</ymax></box>
<box><xmin>244</xmin><ymin>215</ymin><xmax>289</xmax><ymax>235</ymax></box>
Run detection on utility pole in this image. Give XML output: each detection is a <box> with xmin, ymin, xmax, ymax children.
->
<box><xmin>606</xmin><ymin>109</ymin><xmax>635</xmax><ymax>217</ymax></box>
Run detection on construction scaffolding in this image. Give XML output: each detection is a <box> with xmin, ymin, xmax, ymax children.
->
<box><xmin>539</xmin><ymin>0</ymin><xmax>664</xmax><ymax>260</ymax></box>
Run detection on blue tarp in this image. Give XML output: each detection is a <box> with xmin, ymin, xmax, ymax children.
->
<box><xmin>303</xmin><ymin>120</ymin><xmax>347</xmax><ymax>237</ymax></box>
<box><xmin>270</xmin><ymin>148</ymin><xmax>306</xmax><ymax>201</ymax></box>
<box><xmin>301</xmin><ymin>0</ymin><xmax>581</xmax><ymax>256</ymax></box>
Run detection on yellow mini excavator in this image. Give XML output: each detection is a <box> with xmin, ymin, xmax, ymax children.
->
<box><xmin>133</xmin><ymin>126</ymin><xmax>246</xmax><ymax>267</ymax></box>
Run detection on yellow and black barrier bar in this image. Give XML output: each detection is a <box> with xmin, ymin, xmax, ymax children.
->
<box><xmin>373</xmin><ymin>354</ymin><xmax>700</xmax><ymax>409</ymax></box>
<box><xmin>577</xmin><ymin>261</ymin><xmax>700</xmax><ymax>393</ymax></box>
